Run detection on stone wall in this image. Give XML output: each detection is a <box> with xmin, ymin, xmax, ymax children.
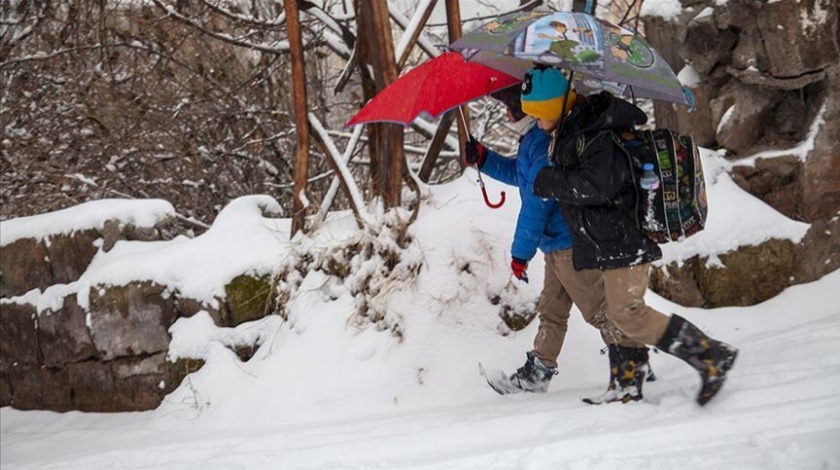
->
<box><xmin>643</xmin><ymin>0</ymin><xmax>840</xmax><ymax>307</ymax></box>
<box><xmin>0</xmin><ymin>223</ymin><xmax>275</xmax><ymax>412</ymax></box>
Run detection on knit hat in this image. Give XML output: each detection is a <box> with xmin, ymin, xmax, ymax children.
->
<box><xmin>520</xmin><ymin>67</ymin><xmax>577</xmax><ymax>121</ymax></box>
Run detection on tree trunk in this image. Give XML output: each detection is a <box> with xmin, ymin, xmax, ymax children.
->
<box><xmin>357</xmin><ymin>0</ymin><xmax>405</xmax><ymax>208</ymax></box>
<box><xmin>285</xmin><ymin>0</ymin><xmax>310</xmax><ymax>237</ymax></box>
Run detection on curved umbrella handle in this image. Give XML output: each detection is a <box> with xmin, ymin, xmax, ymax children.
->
<box><xmin>481</xmin><ymin>186</ymin><xmax>506</xmax><ymax>209</ymax></box>
<box><xmin>461</xmin><ymin>110</ymin><xmax>506</xmax><ymax>209</ymax></box>
<box><xmin>473</xmin><ymin>163</ymin><xmax>506</xmax><ymax>209</ymax></box>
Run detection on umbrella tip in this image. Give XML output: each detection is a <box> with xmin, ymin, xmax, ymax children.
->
<box><xmin>683</xmin><ymin>87</ymin><xmax>697</xmax><ymax>111</ymax></box>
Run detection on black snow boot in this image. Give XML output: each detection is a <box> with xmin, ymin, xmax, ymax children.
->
<box><xmin>509</xmin><ymin>351</ymin><xmax>558</xmax><ymax>393</ymax></box>
<box><xmin>583</xmin><ymin>345</ymin><xmax>650</xmax><ymax>405</ymax></box>
<box><xmin>656</xmin><ymin>314</ymin><xmax>739</xmax><ymax>406</ymax></box>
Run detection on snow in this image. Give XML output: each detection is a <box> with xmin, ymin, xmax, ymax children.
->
<box><xmin>316</xmin><ymin>125</ymin><xmax>364</xmax><ymax>225</ymax></box>
<box><xmin>801</xmin><ymin>0</ymin><xmax>832</xmax><ymax>36</ymax></box>
<box><xmin>678</xmin><ymin>64</ymin><xmax>701</xmax><ymax>88</ymax></box>
<box><xmin>389</xmin><ymin>5</ymin><xmax>441</xmax><ymax>61</ymax></box>
<box><xmin>395</xmin><ymin>0</ymin><xmax>437</xmax><ymax>62</ymax></box>
<box><xmin>694</xmin><ymin>7</ymin><xmax>714</xmax><ymax>21</ymax></box>
<box><xmin>658</xmin><ymin>148</ymin><xmax>810</xmax><ymax>266</ymax></box>
<box><xmin>2</xmin><ymin>155</ymin><xmax>838</xmax><ymax>469</ymax></box>
<box><xmin>308</xmin><ymin>113</ymin><xmax>376</xmax><ymax>228</ymax></box>
<box><xmin>640</xmin><ymin>0</ymin><xmax>683</xmax><ymax>21</ymax></box>
<box><xmin>168</xmin><ymin>311</ymin><xmax>281</xmax><ymax>362</ymax></box>
<box><xmin>734</xmin><ymin>102</ymin><xmax>828</xmax><ymax>165</ymax></box>
<box><xmin>4</xmin><ymin>196</ymin><xmax>289</xmax><ymax>312</ymax></box>
<box><xmin>0</xmin><ymin>199</ymin><xmax>174</xmax><ymax>247</ymax></box>
<box><xmin>717</xmin><ymin>104</ymin><xmax>736</xmax><ymax>135</ymax></box>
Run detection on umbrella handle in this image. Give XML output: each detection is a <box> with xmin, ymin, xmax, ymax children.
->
<box><xmin>474</xmin><ymin>163</ymin><xmax>506</xmax><ymax>209</ymax></box>
<box><xmin>460</xmin><ymin>108</ymin><xmax>506</xmax><ymax>209</ymax></box>
<box><xmin>481</xmin><ymin>185</ymin><xmax>506</xmax><ymax>209</ymax></box>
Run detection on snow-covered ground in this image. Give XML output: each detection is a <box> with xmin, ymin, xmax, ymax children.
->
<box><xmin>2</xmin><ymin>151</ymin><xmax>838</xmax><ymax>470</ymax></box>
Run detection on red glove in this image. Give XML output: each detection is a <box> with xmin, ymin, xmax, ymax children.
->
<box><xmin>464</xmin><ymin>136</ymin><xmax>486</xmax><ymax>168</ymax></box>
<box><xmin>511</xmin><ymin>257</ymin><xmax>529</xmax><ymax>283</ymax></box>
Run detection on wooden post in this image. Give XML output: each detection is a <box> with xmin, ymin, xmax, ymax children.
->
<box><xmin>418</xmin><ymin>111</ymin><xmax>456</xmax><ymax>182</ymax></box>
<box><xmin>359</xmin><ymin>0</ymin><xmax>405</xmax><ymax>208</ymax></box>
<box><xmin>444</xmin><ymin>0</ymin><xmax>468</xmax><ymax>156</ymax></box>
<box><xmin>285</xmin><ymin>0</ymin><xmax>310</xmax><ymax>237</ymax></box>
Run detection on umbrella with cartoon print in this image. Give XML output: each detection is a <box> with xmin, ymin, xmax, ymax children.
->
<box><xmin>450</xmin><ymin>10</ymin><xmax>692</xmax><ymax>107</ymax></box>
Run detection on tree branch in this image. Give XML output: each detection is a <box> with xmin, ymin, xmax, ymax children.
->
<box><xmin>150</xmin><ymin>0</ymin><xmax>290</xmax><ymax>54</ymax></box>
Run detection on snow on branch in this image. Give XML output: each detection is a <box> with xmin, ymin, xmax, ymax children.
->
<box><xmin>151</xmin><ymin>0</ymin><xmax>290</xmax><ymax>53</ymax></box>
<box><xmin>300</xmin><ymin>3</ymin><xmax>356</xmax><ymax>60</ymax></box>
<box><xmin>308</xmin><ymin>113</ymin><xmax>376</xmax><ymax>230</ymax></box>
<box><xmin>301</xmin><ymin>3</ymin><xmax>351</xmax><ymax>42</ymax></box>
<box><xmin>388</xmin><ymin>6</ymin><xmax>441</xmax><ymax>60</ymax></box>
<box><xmin>316</xmin><ymin>124</ymin><xmax>364</xmax><ymax>224</ymax></box>
<box><xmin>313</xmin><ymin>27</ymin><xmax>352</xmax><ymax>58</ymax></box>
<box><xmin>394</xmin><ymin>0</ymin><xmax>437</xmax><ymax>65</ymax></box>
<box><xmin>334</xmin><ymin>41</ymin><xmax>359</xmax><ymax>93</ymax></box>
<box><xmin>199</xmin><ymin>0</ymin><xmax>286</xmax><ymax>27</ymax></box>
<box><xmin>1</xmin><ymin>42</ymin><xmax>141</xmax><ymax>68</ymax></box>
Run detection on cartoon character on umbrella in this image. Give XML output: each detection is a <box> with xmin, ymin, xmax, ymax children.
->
<box><xmin>536</xmin><ymin>20</ymin><xmax>596</xmax><ymax>64</ymax></box>
<box><xmin>603</xmin><ymin>23</ymin><xmax>654</xmax><ymax>68</ymax></box>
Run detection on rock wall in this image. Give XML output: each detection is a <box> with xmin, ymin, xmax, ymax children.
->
<box><xmin>0</xmin><ymin>221</ymin><xmax>275</xmax><ymax>412</ymax></box>
<box><xmin>643</xmin><ymin>0</ymin><xmax>840</xmax><ymax>307</ymax></box>
<box><xmin>1</xmin><ymin>222</ymin><xmax>163</xmax><ymax>298</ymax></box>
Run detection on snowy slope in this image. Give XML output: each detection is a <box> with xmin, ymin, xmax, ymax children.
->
<box><xmin>2</xmin><ymin>151</ymin><xmax>839</xmax><ymax>470</ymax></box>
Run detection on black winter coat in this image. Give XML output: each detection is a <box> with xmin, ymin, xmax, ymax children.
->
<box><xmin>533</xmin><ymin>92</ymin><xmax>662</xmax><ymax>271</ymax></box>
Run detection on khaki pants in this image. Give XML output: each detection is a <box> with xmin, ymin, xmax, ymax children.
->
<box><xmin>601</xmin><ymin>263</ymin><xmax>671</xmax><ymax>346</ymax></box>
<box><xmin>534</xmin><ymin>249</ymin><xmax>646</xmax><ymax>367</ymax></box>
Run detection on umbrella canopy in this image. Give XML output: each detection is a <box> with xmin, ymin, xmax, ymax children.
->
<box><xmin>346</xmin><ymin>51</ymin><xmax>520</xmax><ymax>127</ymax></box>
<box><xmin>450</xmin><ymin>10</ymin><xmax>690</xmax><ymax>106</ymax></box>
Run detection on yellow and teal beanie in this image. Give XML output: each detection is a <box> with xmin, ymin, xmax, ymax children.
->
<box><xmin>520</xmin><ymin>67</ymin><xmax>577</xmax><ymax>121</ymax></box>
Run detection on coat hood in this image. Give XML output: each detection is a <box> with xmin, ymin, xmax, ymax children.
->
<box><xmin>563</xmin><ymin>91</ymin><xmax>647</xmax><ymax>135</ymax></box>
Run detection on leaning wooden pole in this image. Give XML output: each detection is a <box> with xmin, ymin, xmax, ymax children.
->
<box><xmin>444</xmin><ymin>0</ymin><xmax>468</xmax><ymax>157</ymax></box>
<box><xmin>418</xmin><ymin>112</ymin><xmax>456</xmax><ymax>182</ymax></box>
<box><xmin>285</xmin><ymin>0</ymin><xmax>310</xmax><ymax>237</ymax></box>
<box><xmin>396</xmin><ymin>0</ymin><xmax>439</xmax><ymax>70</ymax></box>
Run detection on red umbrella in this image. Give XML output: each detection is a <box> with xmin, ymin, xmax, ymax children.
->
<box><xmin>346</xmin><ymin>52</ymin><xmax>517</xmax><ymax>209</ymax></box>
<box><xmin>346</xmin><ymin>51</ymin><xmax>520</xmax><ymax>127</ymax></box>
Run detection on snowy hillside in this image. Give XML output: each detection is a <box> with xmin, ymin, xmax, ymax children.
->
<box><xmin>2</xmin><ymin>150</ymin><xmax>839</xmax><ymax>469</ymax></box>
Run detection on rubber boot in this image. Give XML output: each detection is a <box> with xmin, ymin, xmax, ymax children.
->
<box><xmin>583</xmin><ymin>345</ymin><xmax>649</xmax><ymax>404</ymax></box>
<box><xmin>656</xmin><ymin>314</ymin><xmax>738</xmax><ymax>406</ymax></box>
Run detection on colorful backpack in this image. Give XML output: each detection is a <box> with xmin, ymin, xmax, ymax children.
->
<box><xmin>617</xmin><ymin>129</ymin><xmax>708</xmax><ymax>243</ymax></box>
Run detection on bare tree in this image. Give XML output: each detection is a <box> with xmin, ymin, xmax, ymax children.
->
<box><xmin>0</xmin><ymin>0</ymin><xmax>517</xmax><ymax>231</ymax></box>
<box><xmin>1</xmin><ymin>0</ymin><xmax>305</xmax><ymax>228</ymax></box>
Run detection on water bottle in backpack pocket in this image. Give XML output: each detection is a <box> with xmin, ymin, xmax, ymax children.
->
<box><xmin>639</xmin><ymin>163</ymin><xmax>660</xmax><ymax>191</ymax></box>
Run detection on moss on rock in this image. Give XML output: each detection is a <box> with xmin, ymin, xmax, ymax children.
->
<box><xmin>224</xmin><ymin>274</ymin><xmax>274</xmax><ymax>326</ymax></box>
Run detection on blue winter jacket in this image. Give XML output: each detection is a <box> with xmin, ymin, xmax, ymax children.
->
<box><xmin>480</xmin><ymin>125</ymin><xmax>572</xmax><ymax>261</ymax></box>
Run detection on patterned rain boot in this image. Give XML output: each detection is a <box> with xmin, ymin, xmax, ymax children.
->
<box><xmin>583</xmin><ymin>345</ymin><xmax>650</xmax><ymax>405</ymax></box>
<box><xmin>657</xmin><ymin>314</ymin><xmax>739</xmax><ymax>406</ymax></box>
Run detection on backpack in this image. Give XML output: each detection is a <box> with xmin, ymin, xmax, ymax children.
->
<box><xmin>616</xmin><ymin>129</ymin><xmax>708</xmax><ymax>243</ymax></box>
